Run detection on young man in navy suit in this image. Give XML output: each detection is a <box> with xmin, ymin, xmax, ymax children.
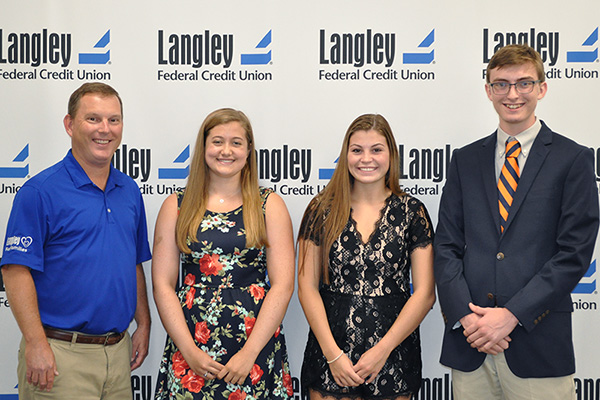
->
<box><xmin>434</xmin><ymin>44</ymin><xmax>599</xmax><ymax>399</ymax></box>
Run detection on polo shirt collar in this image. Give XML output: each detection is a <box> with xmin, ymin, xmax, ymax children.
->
<box><xmin>63</xmin><ymin>150</ymin><xmax>126</xmax><ymax>191</ymax></box>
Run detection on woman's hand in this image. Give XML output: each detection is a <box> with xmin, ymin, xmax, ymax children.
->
<box><xmin>353</xmin><ymin>345</ymin><xmax>390</xmax><ymax>384</ymax></box>
<box><xmin>216</xmin><ymin>348</ymin><xmax>257</xmax><ymax>385</ymax></box>
<box><xmin>185</xmin><ymin>348</ymin><xmax>224</xmax><ymax>381</ymax></box>
<box><xmin>328</xmin><ymin>353</ymin><xmax>364</xmax><ymax>388</ymax></box>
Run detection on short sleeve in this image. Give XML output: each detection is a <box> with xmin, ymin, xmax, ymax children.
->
<box><xmin>135</xmin><ymin>191</ymin><xmax>152</xmax><ymax>264</ymax></box>
<box><xmin>259</xmin><ymin>186</ymin><xmax>273</xmax><ymax>214</ymax></box>
<box><xmin>175</xmin><ymin>188</ymin><xmax>186</xmax><ymax>208</ymax></box>
<box><xmin>407</xmin><ymin>197</ymin><xmax>433</xmax><ymax>252</ymax></box>
<box><xmin>1</xmin><ymin>185</ymin><xmax>47</xmax><ymax>271</ymax></box>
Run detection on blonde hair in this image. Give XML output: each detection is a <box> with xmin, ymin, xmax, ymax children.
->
<box><xmin>176</xmin><ymin>108</ymin><xmax>268</xmax><ymax>253</ymax></box>
<box><xmin>298</xmin><ymin>114</ymin><xmax>403</xmax><ymax>283</ymax></box>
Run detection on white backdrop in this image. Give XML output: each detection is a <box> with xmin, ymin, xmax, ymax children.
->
<box><xmin>1</xmin><ymin>1</ymin><xmax>599</xmax><ymax>399</ymax></box>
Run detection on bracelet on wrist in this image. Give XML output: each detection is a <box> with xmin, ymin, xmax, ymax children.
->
<box><xmin>327</xmin><ymin>350</ymin><xmax>344</xmax><ymax>364</ymax></box>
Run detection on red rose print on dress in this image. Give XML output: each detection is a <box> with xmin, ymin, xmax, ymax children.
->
<box><xmin>171</xmin><ymin>351</ymin><xmax>189</xmax><ymax>379</ymax></box>
<box><xmin>248</xmin><ymin>284</ymin><xmax>265</xmax><ymax>304</ymax></box>
<box><xmin>195</xmin><ymin>321</ymin><xmax>211</xmax><ymax>344</ymax></box>
<box><xmin>184</xmin><ymin>273</ymin><xmax>195</xmax><ymax>286</ymax></box>
<box><xmin>181</xmin><ymin>370</ymin><xmax>205</xmax><ymax>393</ymax></box>
<box><xmin>244</xmin><ymin>316</ymin><xmax>256</xmax><ymax>338</ymax></box>
<box><xmin>250</xmin><ymin>363</ymin><xmax>263</xmax><ymax>385</ymax></box>
<box><xmin>185</xmin><ymin>287</ymin><xmax>196</xmax><ymax>309</ymax></box>
<box><xmin>199</xmin><ymin>253</ymin><xmax>224</xmax><ymax>276</ymax></box>
<box><xmin>228</xmin><ymin>389</ymin><xmax>247</xmax><ymax>400</ymax></box>
<box><xmin>283</xmin><ymin>369</ymin><xmax>293</xmax><ymax>397</ymax></box>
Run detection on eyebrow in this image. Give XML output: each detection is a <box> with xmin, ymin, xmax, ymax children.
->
<box><xmin>84</xmin><ymin>112</ymin><xmax>122</xmax><ymax>119</ymax></box>
<box><xmin>349</xmin><ymin>142</ymin><xmax>386</xmax><ymax>148</ymax></box>
<box><xmin>210</xmin><ymin>135</ymin><xmax>245</xmax><ymax>140</ymax></box>
<box><xmin>491</xmin><ymin>76</ymin><xmax>536</xmax><ymax>83</ymax></box>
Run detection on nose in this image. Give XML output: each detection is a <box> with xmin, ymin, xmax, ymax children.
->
<box><xmin>361</xmin><ymin>151</ymin><xmax>373</xmax><ymax>162</ymax></box>
<box><xmin>221</xmin><ymin>143</ymin><xmax>232</xmax><ymax>155</ymax></box>
<box><xmin>506</xmin><ymin>84</ymin><xmax>520</xmax><ymax>98</ymax></box>
<box><xmin>98</xmin><ymin>118</ymin><xmax>110</xmax><ymax>132</ymax></box>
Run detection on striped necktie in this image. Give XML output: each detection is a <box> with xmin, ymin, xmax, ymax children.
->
<box><xmin>498</xmin><ymin>139</ymin><xmax>521</xmax><ymax>233</ymax></box>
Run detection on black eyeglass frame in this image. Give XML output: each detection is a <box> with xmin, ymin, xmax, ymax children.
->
<box><xmin>488</xmin><ymin>80</ymin><xmax>542</xmax><ymax>95</ymax></box>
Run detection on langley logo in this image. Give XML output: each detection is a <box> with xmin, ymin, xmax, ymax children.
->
<box><xmin>111</xmin><ymin>144</ymin><xmax>151</xmax><ymax>182</ymax></box>
<box><xmin>159</xmin><ymin>146</ymin><xmax>190</xmax><ymax>179</ymax></box>
<box><xmin>482</xmin><ymin>28</ymin><xmax>559</xmax><ymax>66</ymax></box>
<box><xmin>403</xmin><ymin>29</ymin><xmax>435</xmax><ymax>64</ymax></box>
<box><xmin>319</xmin><ymin>29</ymin><xmax>396</xmax><ymax>68</ymax></box>
<box><xmin>566</xmin><ymin>27</ymin><xmax>598</xmax><ymax>63</ymax></box>
<box><xmin>241</xmin><ymin>30</ymin><xmax>272</xmax><ymax>65</ymax></box>
<box><xmin>319</xmin><ymin>157</ymin><xmax>338</xmax><ymax>180</ymax></box>
<box><xmin>0</xmin><ymin>29</ymin><xmax>71</xmax><ymax>67</ymax></box>
<box><xmin>573</xmin><ymin>260</ymin><xmax>596</xmax><ymax>294</ymax></box>
<box><xmin>79</xmin><ymin>30</ymin><xmax>110</xmax><ymax>65</ymax></box>
<box><xmin>0</xmin><ymin>144</ymin><xmax>29</xmax><ymax>179</ymax></box>
<box><xmin>157</xmin><ymin>30</ymin><xmax>234</xmax><ymax>68</ymax></box>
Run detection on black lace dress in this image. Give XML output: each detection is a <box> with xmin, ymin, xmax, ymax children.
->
<box><xmin>301</xmin><ymin>194</ymin><xmax>433</xmax><ymax>399</ymax></box>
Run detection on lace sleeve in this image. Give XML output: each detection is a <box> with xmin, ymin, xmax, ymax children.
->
<box><xmin>407</xmin><ymin>197</ymin><xmax>433</xmax><ymax>252</ymax></box>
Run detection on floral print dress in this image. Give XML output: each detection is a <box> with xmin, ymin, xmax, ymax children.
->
<box><xmin>155</xmin><ymin>187</ymin><xmax>293</xmax><ymax>400</ymax></box>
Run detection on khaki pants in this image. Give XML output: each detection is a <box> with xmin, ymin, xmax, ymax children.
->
<box><xmin>18</xmin><ymin>333</ymin><xmax>132</xmax><ymax>400</ymax></box>
<box><xmin>452</xmin><ymin>352</ymin><xmax>575</xmax><ymax>400</ymax></box>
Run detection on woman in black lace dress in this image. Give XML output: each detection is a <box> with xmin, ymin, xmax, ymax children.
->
<box><xmin>297</xmin><ymin>114</ymin><xmax>435</xmax><ymax>400</ymax></box>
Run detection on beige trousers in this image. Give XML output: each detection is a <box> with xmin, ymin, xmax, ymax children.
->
<box><xmin>452</xmin><ymin>352</ymin><xmax>575</xmax><ymax>400</ymax></box>
<box><xmin>18</xmin><ymin>333</ymin><xmax>132</xmax><ymax>400</ymax></box>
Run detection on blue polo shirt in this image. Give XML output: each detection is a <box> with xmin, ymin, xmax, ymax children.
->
<box><xmin>1</xmin><ymin>150</ymin><xmax>151</xmax><ymax>334</ymax></box>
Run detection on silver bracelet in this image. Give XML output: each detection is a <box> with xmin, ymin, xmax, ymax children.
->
<box><xmin>327</xmin><ymin>350</ymin><xmax>344</xmax><ymax>364</ymax></box>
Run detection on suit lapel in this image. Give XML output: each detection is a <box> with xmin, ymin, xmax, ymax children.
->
<box><xmin>479</xmin><ymin>132</ymin><xmax>501</xmax><ymax>235</ymax></box>
<box><xmin>503</xmin><ymin>123</ymin><xmax>552</xmax><ymax>233</ymax></box>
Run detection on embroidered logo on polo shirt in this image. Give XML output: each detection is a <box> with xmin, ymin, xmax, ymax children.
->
<box><xmin>4</xmin><ymin>235</ymin><xmax>32</xmax><ymax>252</ymax></box>
<box><xmin>20</xmin><ymin>237</ymin><xmax>33</xmax><ymax>248</ymax></box>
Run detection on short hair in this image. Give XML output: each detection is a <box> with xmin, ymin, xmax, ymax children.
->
<box><xmin>486</xmin><ymin>44</ymin><xmax>545</xmax><ymax>83</ymax></box>
<box><xmin>67</xmin><ymin>82</ymin><xmax>123</xmax><ymax>118</ymax></box>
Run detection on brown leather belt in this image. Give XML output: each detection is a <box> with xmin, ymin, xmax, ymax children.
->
<box><xmin>44</xmin><ymin>327</ymin><xmax>125</xmax><ymax>346</ymax></box>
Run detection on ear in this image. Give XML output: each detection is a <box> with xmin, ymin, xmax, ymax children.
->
<box><xmin>63</xmin><ymin>114</ymin><xmax>74</xmax><ymax>138</ymax></box>
<box><xmin>537</xmin><ymin>81</ymin><xmax>548</xmax><ymax>100</ymax></box>
<box><xmin>485</xmin><ymin>83</ymin><xmax>493</xmax><ymax>101</ymax></box>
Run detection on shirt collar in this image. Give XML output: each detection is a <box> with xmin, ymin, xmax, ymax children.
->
<box><xmin>496</xmin><ymin>119</ymin><xmax>541</xmax><ymax>159</ymax></box>
<box><xmin>63</xmin><ymin>150</ymin><xmax>125</xmax><ymax>191</ymax></box>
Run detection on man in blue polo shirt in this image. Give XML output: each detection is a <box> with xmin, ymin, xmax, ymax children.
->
<box><xmin>1</xmin><ymin>82</ymin><xmax>152</xmax><ymax>399</ymax></box>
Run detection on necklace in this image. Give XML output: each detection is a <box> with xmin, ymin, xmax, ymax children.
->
<box><xmin>215</xmin><ymin>189</ymin><xmax>241</xmax><ymax>204</ymax></box>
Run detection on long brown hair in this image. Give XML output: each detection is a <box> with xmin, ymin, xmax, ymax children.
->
<box><xmin>176</xmin><ymin>108</ymin><xmax>268</xmax><ymax>253</ymax></box>
<box><xmin>298</xmin><ymin>114</ymin><xmax>403</xmax><ymax>283</ymax></box>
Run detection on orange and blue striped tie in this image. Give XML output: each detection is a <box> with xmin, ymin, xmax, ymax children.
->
<box><xmin>498</xmin><ymin>139</ymin><xmax>521</xmax><ymax>233</ymax></box>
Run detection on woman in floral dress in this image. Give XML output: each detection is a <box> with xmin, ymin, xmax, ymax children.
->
<box><xmin>153</xmin><ymin>108</ymin><xmax>295</xmax><ymax>399</ymax></box>
<box><xmin>297</xmin><ymin>114</ymin><xmax>435</xmax><ymax>400</ymax></box>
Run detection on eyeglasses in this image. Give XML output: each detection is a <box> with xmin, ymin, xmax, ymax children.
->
<box><xmin>488</xmin><ymin>80</ymin><xmax>541</xmax><ymax>95</ymax></box>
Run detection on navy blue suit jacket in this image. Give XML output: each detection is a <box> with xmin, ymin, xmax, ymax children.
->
<box><xmin>434</xmin><ymin>121</ymin><xmax>599</xmax><ymax>378</ymax></box>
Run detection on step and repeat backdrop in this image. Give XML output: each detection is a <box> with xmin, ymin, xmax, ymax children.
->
<box><xmin>1</xmin><ymin>1</ymin><xmax>599</xmax><ymax>399</ymax></box>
